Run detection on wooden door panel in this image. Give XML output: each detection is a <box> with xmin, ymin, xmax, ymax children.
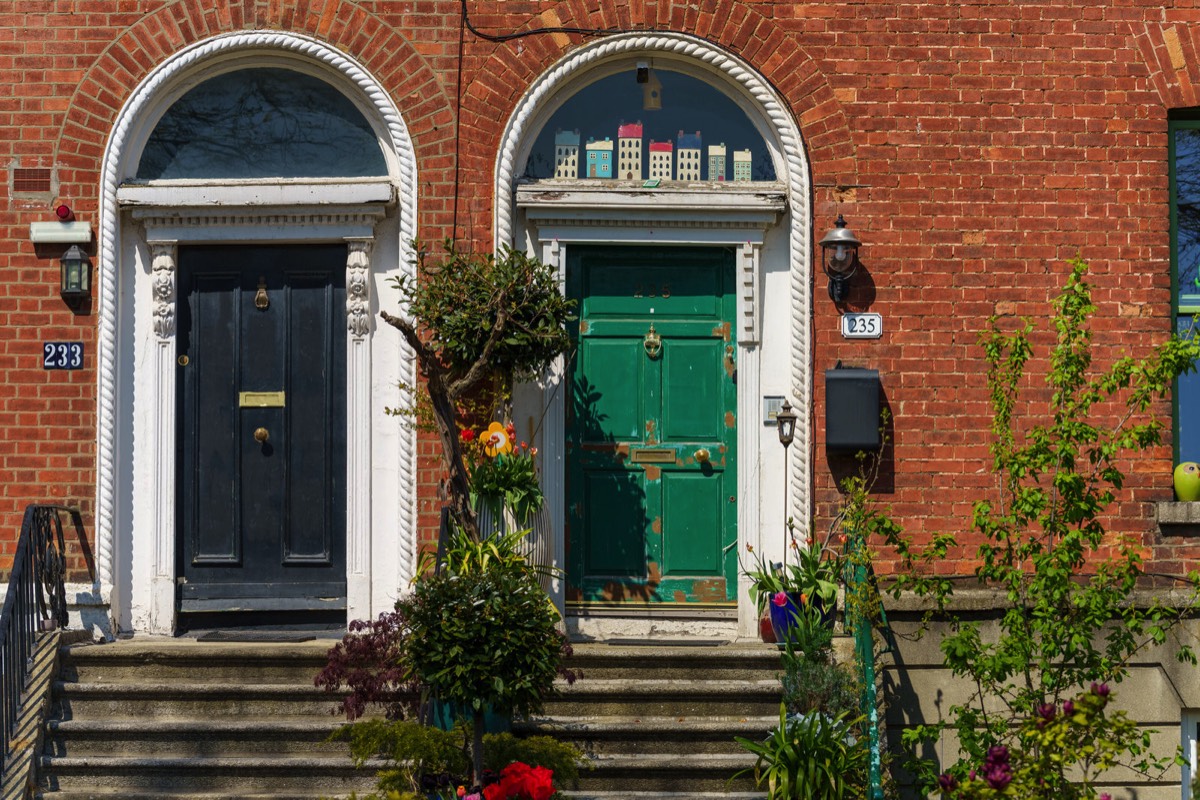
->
<box><xmin>186</xmin><ymin>270</ymin><xmax>241</xmax><ymax>565</ymax></box>
<box><xmin>661</xmin><ymin>337</ymin><xmax>726</xmax><ymax>442</ymax></box>
<box><xmin>177</xmin><ymin>245</ymin><xmax>346</xmax><ymax>612</ymax></box>
<box><xmin>581</xmin><ymin>469</ymin><xmax>649</xmax><ymax>576</ymax></box>
<box><xmin>566</xmin><ymin>245</ymin><xmax>736</xmax><ymax>605</ymax></box>
<box><xmin>574</xmin><ymin>338</ymin><xmax>645</xmax><ymax>444</ymax></box>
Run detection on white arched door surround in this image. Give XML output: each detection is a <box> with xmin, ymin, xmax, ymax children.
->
<box><xmin>94</xmin><ymin>32</ymin><xmax>419</xmax><ymax>635</ymax></box>
<box><xmin>495</xmin><ymin>33</ymin><xmax>813</xmax><ymax>640</ymax></box>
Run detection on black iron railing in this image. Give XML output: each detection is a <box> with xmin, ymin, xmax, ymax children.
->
<box><xmin>0</xmin><ymin>505</ymin><xmax>92</xmax><ymax>771</ymax></box>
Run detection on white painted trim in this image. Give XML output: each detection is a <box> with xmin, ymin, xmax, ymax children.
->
<box><xmin>96</xmin><ymin>32</ymin><xmax>419</xmax><ymax>635</ymax></box>
<box><xmin>497</xmin><ymin>33</ymin><xmax>812</xmax><ymax>639</ymax></box>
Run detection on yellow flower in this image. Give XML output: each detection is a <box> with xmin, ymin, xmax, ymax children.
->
<box><xmin>484</xmin><ymin>421</ymin><xmax>513</xmax><ymax>457</ymax></box>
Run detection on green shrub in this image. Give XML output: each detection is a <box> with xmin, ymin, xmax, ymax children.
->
<box><xmin>735</xmin><ymin>705</ymin><xmax>869</xmax><ymax>800</ymax></box>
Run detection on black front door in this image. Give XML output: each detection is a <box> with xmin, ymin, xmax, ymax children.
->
<box><xmin>177</xmin><ymin>244</ymin><xmax>347</xmax><ymax>614</ymax></box>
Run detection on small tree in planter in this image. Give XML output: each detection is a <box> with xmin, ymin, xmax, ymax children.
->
<box><xmin>380</xmin><ymin>241</ymin><xmax>574</xmax><ymax>540</ymax></box>
<box><xmin>398</xmin><ymin>527</ymin><xmax>575</xmax><ymax>783</ymax></box>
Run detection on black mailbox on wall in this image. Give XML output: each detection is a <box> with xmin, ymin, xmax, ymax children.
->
<box><xmin>825</xmin><ymin>366</ymin><xmax>881</xmax><ymax>451</ymax></box>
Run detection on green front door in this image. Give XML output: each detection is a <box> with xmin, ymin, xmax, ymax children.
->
<box><xmin>566</xmin><ymin>246</ymin><xmax>737</xmax><ymax>606</ymax></box>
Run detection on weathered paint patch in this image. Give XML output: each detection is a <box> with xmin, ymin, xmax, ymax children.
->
<box><xmin>651</xmin><ymin>516</ymin><xmax>662</xmax><ymax>535</ymax></box>
<box><xmin>724</xmin><ymin>411</ymin><xmax>736</xmax><ymax>429</ymax></box>
<box><xmin>643</xmin><ymin>464</ymin><xmax>661</xmax><ymax>481</ymax></box>
<box><xmin>690</xmin><ymin>578</ymin><xmax>728</xmax><ymax>603</ymax></box>
<box><xmin>724</xmin><ymin>345</ymin><xmax>736</xmax><ymax>378</ymax></box>
<box><xmin>713</xmin><ymin>321</ymin><xmax>731</xmax><ymax>342</ymax></box>
<box><xmin>579</xmin><ymin>320</ymin><xmax>589</xmax><ymax>334</ymax></box>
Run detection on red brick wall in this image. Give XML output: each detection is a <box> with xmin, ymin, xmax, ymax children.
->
<box><xmin>2</xmin><ymin>0</ymin><xmax>1197</xmax><ymax>580</ymax></box>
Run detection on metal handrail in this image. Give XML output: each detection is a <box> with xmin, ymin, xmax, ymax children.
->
<box><xmin>844</xmin><ymin>532</ymin><xmax>896</xmax><ymax>800</ymax></box>
<box><xmin>0</xmin><ymin>505</ymin><xmax>92</xmax><ymax>772</ymax></box>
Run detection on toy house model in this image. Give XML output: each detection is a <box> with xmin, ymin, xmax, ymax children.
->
<box><xmin>585</xmin><ymin>137</ymin><xmax>613</xmax><ymax>178</ymax></box>
<box><xmin>648</xmin><ymin>140</ymin><xmax>673</xmax><ymax>181</ymax></box>
<box><xmin>708</xmin><ymin>143</ymin><xmax>727</xmax><ymax>181</ymax></box>
<box><xmin>732</xmin><ymin>148</ymin><xmax>752</xmax><ymax>181</ymax></box>
<box><xmin>554</xmin><ymin>129</ymin><xmax>580</xmax><ymax>179</ymax></box>
<box><xmin>676</xmin><ymin>131</ymin><xmax>702</xmax><ymax>181</ymax></box>
<box><xmin>617</xmin><ymin>121</ymin><xmax>643</xmax><ymax>180</ymax></box>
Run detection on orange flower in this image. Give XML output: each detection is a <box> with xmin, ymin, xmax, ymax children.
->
<box><xmin>484</xmin><ymin>421</ymin><xmax>513</xmax><ymax>457</ymax></box>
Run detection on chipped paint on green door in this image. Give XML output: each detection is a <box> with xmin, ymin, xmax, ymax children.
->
<box><xmin>566</xmin><ymin>246</ymin><xmax>737</xmax><ymax>605</ymax></box>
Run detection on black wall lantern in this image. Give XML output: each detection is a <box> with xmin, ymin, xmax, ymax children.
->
<box><xmin>818</xmin><ymin>214</ymin><xmax>861</xmax><ymax>302</ymax></box>
<box><xmin>60</xmin><ymin>245</ymin><xmax>91</xmax><ymax>306</ymax></box>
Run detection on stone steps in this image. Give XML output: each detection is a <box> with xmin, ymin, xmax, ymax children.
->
<box><xmin>37</xmin><ymin>637</ymin><xmax>787</xmax><ymax>797</ymax></box>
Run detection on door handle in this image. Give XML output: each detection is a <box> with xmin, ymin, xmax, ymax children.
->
<box><xmin>253</xmin><ymin>427</ymin><xmax>270</xmax><ymax>444</ymax></box>
<box><xmin>694</xmin><ymin>448</ymin><xmax>710</xmax><ymax>463</ymax></box>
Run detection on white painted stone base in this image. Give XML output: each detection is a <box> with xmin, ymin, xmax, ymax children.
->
<box><xmin>64</xmin><ymin>582</ymin><xmax>113</xmax><ymax>641</ymax></box>
<box><xmin>565</xmin><ymin>614</ymin><xmax>739</xmax><ymax>643</ymax></box>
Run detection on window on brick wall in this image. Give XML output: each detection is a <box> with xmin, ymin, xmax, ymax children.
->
<box><xmin>136</xmin><ymin>67</ymin><xmax>387</xmax><ymax>180</ymax></box>
<box><xmin>1171</xmin><ymin>118</ymin><xmax>1200</xmax><ymax>464</ymax></box>
<box><xmin>524</xmin><ymin>68</ymin><xmax>774</xmax><ymax>182</ymax></box>
<box><xmin>1183</xmin><ymin>710</ymin><xmax>1198</xmax><ymax>800</ymax></box>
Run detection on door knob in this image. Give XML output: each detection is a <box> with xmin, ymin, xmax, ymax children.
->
<box><xmin>694</xmin><ymin>448</ymin><xmax>710</xmax><ymax>463</ymax></box>
<box><xmin>254</xmin><ymin>427</ymin><xmax>269</xmax><ymax>444</ymax></box>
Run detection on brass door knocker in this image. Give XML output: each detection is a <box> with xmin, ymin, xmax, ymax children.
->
<box><xmin>643</xmin><ymin>324</ymin><xmax>662</xmax><ymax>359</ymax></box>
<box><xmin>255</xmin><ymin>276</ymin><xmax>270</xmax><ymax>310</ymax></box>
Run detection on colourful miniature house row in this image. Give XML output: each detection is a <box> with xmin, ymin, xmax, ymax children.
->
<box><xmin>553</xmin><ymin>127</ymin><xmax>751</xmax><ymax>181</ymax></box>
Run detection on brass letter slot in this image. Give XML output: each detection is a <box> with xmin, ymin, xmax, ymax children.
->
<box><xmin>239</xmin><ymin>391</ymin><xmax>286</xmax><ymax>408</ymax></box>
<box><xmin>631</xmin><ymin>448</ymin><xmax>675</xmax><ymax>464</ymax></box>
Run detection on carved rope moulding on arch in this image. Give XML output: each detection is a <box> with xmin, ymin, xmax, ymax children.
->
<box><xmin>493</xmin><ymin>31</ymin><xmax>813</xmax><ymax>522</ymax></box>
<box><xmin>96</xmin><ymin>29</ymin><xmax>421</xmax><ymax>591</ymax></box>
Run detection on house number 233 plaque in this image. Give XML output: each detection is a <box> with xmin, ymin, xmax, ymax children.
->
<box><xmin>43</xmin><ymin>342</ymin><xmax>83</xmax><ymax>370</ymax></box>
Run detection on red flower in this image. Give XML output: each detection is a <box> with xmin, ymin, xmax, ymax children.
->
<box><xmin>771</xmin><ymin>591</ymin><xmax>788</xmax><ymax>607</ymax></box>
<box><xmin>486</xmin><ymin>762</ymin><xmax>555</xmax><ymax>800</ymax></box>
<box><xmin>460</xmin><ymin>428</ymin><xmax>476</xmax><ymax>442</ymax></box>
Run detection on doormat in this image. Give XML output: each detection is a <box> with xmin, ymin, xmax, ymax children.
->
<box><xmin>603</xmin><ymin>639</ymin><xmax>728</xmax><ymax>647</ymax></box>
<box><xmin>194</xmin><ymin>631</ymin><xmax>317</xmax><ymax>643</ymax></box>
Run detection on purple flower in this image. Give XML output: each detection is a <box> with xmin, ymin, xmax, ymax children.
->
<box><xmin>937</xmin><ymin>773</ymin><xmax>958</xmax><ymax>792</ymax></box>
<box><xmin>1090</xmin><ymin>682</ymin><xmax>1110</xmax><ymax>698</ymax></box>
<box><xmin>985</xmin><ymin>745</ymin><xmax>1009</xmax><ymax>763</ymax></box>
<box><xmin>983</xmin><ymin>764</ymin><xmax>1012</xmax><ymax>790</ymax></box>
<box><xmin>1062</xmin><ymin>700</ymin><xmax>1074</xmax><ymax>715</ymax></box>
<box><xmin>1036</xmin><ymin>702</ymin><xmax>1056</xmax><ymax>721</ymax></box>
<box><xmin>1099</xmin><ymin>794</ymin><xmax>1111</xmax><ymax>800</ymax></box>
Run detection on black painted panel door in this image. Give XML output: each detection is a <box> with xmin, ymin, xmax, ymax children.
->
<box><xmin>177</xmin><ymin>244</ymin><xmax>347</xmax><ymax>611</ymax></box>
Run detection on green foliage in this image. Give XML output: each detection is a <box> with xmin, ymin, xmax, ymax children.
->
<box><xmin>335</xmin><ymin>718</ymin><xmax>469</xmax><ymax>799</ymax></box>
<box><xmin>381</xmin><ymin>241</ymin><xmax>575</xmax><ymax>541</ymax></box>
<box><xmin>780</xmin><ymin>616</ymin><xmax>861</xmax><ymax>721</ymax></box>
<box><xmin>397</xmin><ymin>241</ymin><xmax>575</xmax><ymax>388</ymax></box>
<box><xmin>398</xmin><ymin>561</ymin><xmax>564</xmax><ymax>722</ymax></box>
<box><xmin>938</xmin><ymin>685</ymin><xmax>1155</xmax><ymax>800</ymax></box>
<box><xmin>470</xmin><ymin>447</ymin><xmax>544</xmax><ymax>526</ymax></box>
<box><xmin>876</xmin><ymin>258</ymin><xmax>1200</xmax><ymax>793</ymax></box>
<box><xmin>735</xmin><ymin>704</ymin><xmax>869</xmax><ymax>800</ymax></box>
<box><xmin>483</xmin><ymin>733</ymin><xmax>589</xmax><ymax>784</ymax></box>
<box><xmin>334</xmin><ymin>722</ymin><xmax>587</xmax><ymax>800</ymax></box>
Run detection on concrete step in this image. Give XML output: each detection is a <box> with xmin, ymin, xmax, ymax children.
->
<box><xmin>45</xmin><ymin>719</ymin><xmax>349</xmax><ymax>757</ymax></box>
<box><xmin>37</xmin><ymin>755</ymin><xmax>382</xmax><ymax>794</ymax></box>
<box><xmin>58</xmin><ymin>640</ymin><xmax>338</xmax><ymax>685</ymax></box>
<box><xmin>53</xmin><ymin>681</ymin><xmax>344</xmax><ymax>718</ymax></box>
<box><xmin>541</xmin><ymin>678</ymin><xmax>782</xmax><ymax>717</ymax></box>
<box><xmin>560</xmin><ymin>643</ymin><xmax>786</xmax><ymax>681</ymax></box>
<box><xmin>39</xmin><ymin>794</ymin><xmax>358</xmax><ymax>799</ymax></box>
<box><xmin>563</xmin><ymin>793</ymin><xmax>767</xmax><ymax>800</ymax></box>
<box><xmin>571</xmin><ymin>753</ymin><xmax>760</xmax><ymax>792</ymax></box>
<box><xmin>517</xmin><ymin>715</ymin><xmax>776</xmax><ymax>755</ymax></box>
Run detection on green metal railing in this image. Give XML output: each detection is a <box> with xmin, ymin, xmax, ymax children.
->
<box><xmin>844</xmin><ymin>532</ymin><xmax>894</xmax><ymax>800</ymax></box>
